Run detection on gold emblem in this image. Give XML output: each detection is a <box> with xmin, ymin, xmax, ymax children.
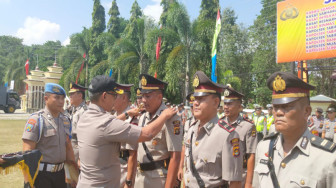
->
<box><xmin>193</xmin><ymin>75</ymin><xmax>199</xmax><ymax>87</ymax></box>
<box><xmin>273</xmin><ymin>75</ymin><xmax>286</xmax><ymax>92</ymax></box>
<box><xmin>52</xmin><ymin>86</ymin><xmax>60</xmax><ymax>93</ymax></box>
<box><xmin>137</xmin><ymin>89</ymin><xmax>141</xmax><ymax>95</ymax></box>
<box><xmin>141</xmin><ymin>76</ymin><xmax>147</xmax><ymax>86</ymax></box>
<box><xmin>224</xmin><ymin>89</ymin><xmax>230</xmax><ymax>97</ymax></box>
<box><xmin>190</xmin><ymin>95</ymin><xmax>195</xmax><ymax>101</ymax></box>
<box><xmin>280</xmin><ymin>4</ymin><xmax>299</xmax><ymax>21</ymax></box>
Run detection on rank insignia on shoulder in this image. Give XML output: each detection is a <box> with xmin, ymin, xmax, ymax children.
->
<box><xmin>310</xmin><ymin>136</ymin><xmax>336</xmax><ymax>152</ymax></box>
<box><xmin>263</xmin><ymin>132</ymin><xmax>279</xmax><ymax>140</ymax></box>
<box><xmin>218</xmin><ymin>120</ymin><xmax>235</xmax><ymax>133</ymax></box>
<box><xmin>251</xmin><ymin>129</ymin><xmax>256</xmax><ymax>137</ymax></box>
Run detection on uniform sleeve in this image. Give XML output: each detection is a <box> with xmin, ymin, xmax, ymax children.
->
<box><xmin>246</xmin><ymin>123</ymin><xmax>258</xmax><ymax>154</ymax></box>
<box><xmin>62</xmin><ymin>116</ymin><xmax>71</xmax><ymax>136</ymax></box>
<box><xmin>104</xmin><ymin>118</ymin><xmax>142</xmax><ymax>146</ymax></box>
<box><xmin>22</xmin><ymin>114</ymin><xmax>40</xmax><ymax>142</ymax></box>
<box><xmin>252</xmin><ymin>143</ymin><xmax>261</xmax><ymax>188</ymax></box>
<box><xmin>222</xmin><ymin>131</ymin><xmax>243</xmax><ymax>181</ymax></box>
<box><xmin>164</xmin><ymin>115</ymin><xmax>183</xmax><ymax>152</ymax></box>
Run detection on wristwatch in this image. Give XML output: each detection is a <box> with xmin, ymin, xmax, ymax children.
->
<box><xmin>125</xmin><ymin>180</ymin><xmax>132</xmax><ymax>186</ymax></box>
<box><xmin>124</xmin><ymin>112</ymin><xmax>129</xmax><ymax>119</ymax></box>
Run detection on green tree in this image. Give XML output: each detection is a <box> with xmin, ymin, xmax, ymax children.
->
<box><xmin>159</xmin><ymin>0</ymin><xmax>177</xmax><ymax>26</ymax></box>
<box><xmin>107</xmin><ymin>0</ymin><xmax>121</xmax><ymax>38</ymax></box>
<box><xmin>124</xmin><ymin>0</ymin><xmax>143</xmax><ymax>38</ymax></box>
<box><xmin>199</xmin><ymin>0</ymin><xmax>219</xmax><ymax>20</ymax></box>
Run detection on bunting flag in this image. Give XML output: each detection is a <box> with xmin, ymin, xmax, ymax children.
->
<box><xmin>76</xmin><ymin>53</ymin><xmax>86</xmax><ymax>84</ymax></box>
<box><xmin>154</xmin><ymin>36</ymin><xmax>162</xmax><ymax>78</ymax></box>
<box><xmin>25</xmin><ymin>59</ymin><xmax>29</xmax><ymax>76</ymax></box>
<box><xmin>211</xmin><ymin>9</ymin><xmax>221</xmax><ymax>83</ymax></box>
<box><xmin>0</xmin><ymin>150</ymin><xmax>43</xmax><ymax>188</ymax></box>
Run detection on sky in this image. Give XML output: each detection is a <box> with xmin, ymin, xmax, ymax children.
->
<box><xmin>0</xmin><ymin>0</ymin><xmax>262</xmax><ymax>46</ymax></box>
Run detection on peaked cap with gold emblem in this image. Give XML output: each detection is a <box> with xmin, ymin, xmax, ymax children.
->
<box><xmin>223</xmin><ymin>84</ymin><xmax>244</xmax><ymax>102</ymax></box>
<box><xmin>139</xmin><ymin>74</ymin><xmax>168</xmax><ymax>93</ymax></box>
<box><xmin>135</xmin><ymin>88</ymin><xmax>142</xmax><ymax>98</ymax></box>
<box><xmin>186</xmin><ymin>92</ymin><xmax>195</xmax><ymax>106</ymax></box>
<box><xmin>115</xmin><ymin>83</ymin><xmax>134</xmax><ymax>93</ymax></box>
<box><xmin>69</xmin><ymin>82</ymin><xmax>87</xmax><ymax>93</ymax></box>
<box><xmin>267</xmin><ymin>72</ymin><xmax>315</xmax><ymax>104</ymax></box>
<box><xmin>88</xmin><ymin>75</ymin><xmax>124</xmax><ymax>94</ymax></box>
<box><xmin>192</xmin><ymin>71</ymin><xmax>225</xmax><ymax>97</ymax></box>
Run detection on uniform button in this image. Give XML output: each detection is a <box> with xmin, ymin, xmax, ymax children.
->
<box><xmin>300</xmin><ymin>180</ymin><xmax>305</xmax><ymax>185</ymax></box>
<box><xmin>204</xmin><ymin>158</ymin><xmax>208</xmax><ymax>162</ymax></box>
<box><xmin>281</xmin><ymin>162</ymin><xmax>286</xmax><ymax>168</ymax></box>
<box><xmin>159</xmin><ymin>172</ymin><xmax>163</xmax><ymax>176</ymax></box>
<box><xmin>187</xmin><ymin>179</ymin><xmax>190</xmax><ymax>183</ymax></box>
<box><xmin>195</xmin><ymin>141</ymin><xmax>199</xmax><ymax>146</ymax></box>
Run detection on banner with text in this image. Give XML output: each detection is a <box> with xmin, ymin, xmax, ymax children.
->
<box><xmin>277</xmin><ymin>0</ymin><xmax>336</xmax><ymax>63</ymax></box>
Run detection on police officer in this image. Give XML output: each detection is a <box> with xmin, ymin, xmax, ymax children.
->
<box><xmin>183</xmin><ymin>71</ymin><xmax>243</xmax><ymax>188</ymax></box>
<box><xmin>76</xmin><ymin>75</ymin><xmax>177</xmax><ymax>188</ymax></box>
<box><xmin>253</xmin><ymin>72</ymin><xmax>336</xmax><ymax>188</ymax></box>
<box><xmin>252</xmin><ymin>105</ymin><xmax>267</xmax><ymax>141</ymax></box>
<box><xmin>112</xmin><ymin>83</ymin><xmax>138</xmax><ymax>188</ymax></box>
<box><xmin>135</xmin><ymin>74</ymin><xmax>182</xmax><ymax>188</ymax></box>
<box><xmin>222</xmin><ymin>85</ymin><xmax>257</xmax><ymax>188</ymax></box>
<box><xmin>22</xmin><ymin>83</ymin><xmax>76</xmax><ymax>188</ymax></box>
<box><xmin>308</xmin><ymin>107</ymin><xmax>324</xmax><ymax>137</ymax></box>
<box><xmin>68</xmin><ymin>83</ymin><xmax>87</xmax><ymax>165</ymax></box>
<box><xmin>266</xmin><ymin>104</ymin><xmax>275</xmax><ymax>136</ymax></box>
<box><xmin>322</xmin><ymin>107</ymin><xmax>336</xmax><ymax>142</ymax></box>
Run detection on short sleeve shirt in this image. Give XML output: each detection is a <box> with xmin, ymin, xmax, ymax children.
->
<box><xmin>76</xmin><ymin>103</ymin><xmax>142</xmax><ymax>188</ymax></box>
<box><xmin>22</xmin><ymin>107</ymin><xmax>70</xmax><ymax>163</ymax></box>
<box><xmin>322</xmin><ymin>119</ymin><xmax>336</xmax><ymax>140</ymax></box>
<box><xmin>183</xmin><ymin>116</ymin><xmax>243</xmax><ymax>187</ymax></box>
<box><xmin>253</xmin><ymin>129</ymin><xmax>336</xmax><ymax>188</ymax></box>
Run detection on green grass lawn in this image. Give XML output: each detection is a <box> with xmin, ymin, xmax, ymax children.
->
<box><xmin>0</xmin><ymin>120</ymin><xmax>26</xmax><ymax>188</ymax></box>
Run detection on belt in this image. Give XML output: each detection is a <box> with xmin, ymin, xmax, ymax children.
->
<box><xmin>39</xmin><ymin>162</ymin><xmax>64</xmax><ymax>172</ymax></box>
<box><xmin>138</xmin><ymin>158</ymin><xmax>170</xmax><ymax>171</ymax></box>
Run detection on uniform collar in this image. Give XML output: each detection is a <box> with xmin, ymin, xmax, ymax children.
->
<box><xmin>145</xmin><ymin>102</ymin><xmax>166</xmax><ymax>120</ymax></box>
<box><xmin>275</xmin><ymin>128</ymin><xmax>311</xmax><ymax>157</ymax></box>
<box><xmin>89</xmin><ymin>103</ymin><xmax>106</xmax><ymax>113</ymax></box>
<box><xmin>224</xmin><ymin>115</ymin><xmax>243</xmax><ymax>127</ymax></box>
<box><xmin>76</xmin><ymin>101</ymin><xmax>86</xmax><ymax>110</ymax></box>
<box><xmin>202</xmin><ymin>115</ymin><xmax>218</xmax><ymax>135</ymax></box>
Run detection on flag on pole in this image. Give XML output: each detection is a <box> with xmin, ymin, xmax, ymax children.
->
<box><xmin>154</xmin><ymin>36</ymin><xmax>161</xmax><ymax>78</ymax></box>
<box><xmin>25</xmin><ymin>59</ymin><xmax>29</xmax><ymax>76</ymax></box>
<box><xmin>211</xmin><ymin>9</ymin><xmax>221</xmax><ymax>83</ymax></box>
<box><xmin>109</xmin><ymin>69</ymin><xmax>113</xmax><ymax>77</ymax></box>
<box><xmin>76</xmin><ymin>53</ymin><xmax>86</xmax><ymax>84</ymax></box>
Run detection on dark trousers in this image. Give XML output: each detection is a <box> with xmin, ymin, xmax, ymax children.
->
<box><xmin>34</xmin><ymin>168</ymin><xmax>66</xmax><ymax>188</ymax></box>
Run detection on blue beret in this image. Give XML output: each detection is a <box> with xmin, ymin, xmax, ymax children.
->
<box><xmin>45</xmin><ymin>83</ymin><xmax>66</xmax><ymax>96</ymax></box>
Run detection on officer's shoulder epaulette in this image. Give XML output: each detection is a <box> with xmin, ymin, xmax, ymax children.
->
<box><xmin>218</xmin><ymin>119</ymin><xmax>235</xmax><ymax>133</ymax></box>
<box><xmin>263</xmin><ymin>132</ymin><xmax>279</xmax><ymax>140</ymax></box>
<box><xmin>242</xmin><ymin>117</ymin><xmax>253</xmax><ymax>124</ymax></box>
<box><xmin>190</xmin><ymin>120</ymin><xmax>197</xmax><ymax>127</ymax></box>
<box><xmin>310</xmin><ymin>136</ymin><xmax>336</xmax><ymax>152</ymax></box>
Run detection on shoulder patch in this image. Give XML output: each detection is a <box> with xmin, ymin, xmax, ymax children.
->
<box><xmin>243</xmin><ymin>117</ymin><xmax>253</xmax><ymax>124</ymax></box>
<box><xmin>263</xmin><ymin>132</ymin><xmax>279</xmax><ymax>140</ymax></box>
<box><xmin>218</xmin><ymin>119</ymin><xmax>235</xmax><ymax>133</ymax></box>
<box><xmin>310</xmin><ymin>136</ymin><xmax>336</xmax><ymax>152</ymax></box>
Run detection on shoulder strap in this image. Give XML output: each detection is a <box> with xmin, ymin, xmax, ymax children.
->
<box><xmin>189</xmin><ymin>132</ymin><xmax>205</xmax><ymax>188</ymax></box>
<box><xmin>141</xmin><ymin>116</ymin><xmax>158</xmax><ymax>162</ymax></box>
<box><xmin>263</xmin><ymin>132</ymin><xmax>279</xmax><ymax>140</ymax></box>
<box><xmin>218</xmin><ymin>119</ymin><xmax>235</xmax><ymax>133</ymax></box>
<box><xmin>267</xmin><ymin>137</ymin><xmax>280</xmax><ymax>188</ymax></box>
<box><xmin>310</xmin><ymin>136</ymin><xmax>336</xmax><ymax>152</ymax></box>
<box><xmin>37</xmin><ymin>112</ymin><xmax>44</xmax><ymax>143</ymax></box>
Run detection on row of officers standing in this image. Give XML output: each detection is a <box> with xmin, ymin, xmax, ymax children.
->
<box><xmin>21</xmin><ymin>70</ymin><xmax>336</xmax><ymax>188</ymax></box>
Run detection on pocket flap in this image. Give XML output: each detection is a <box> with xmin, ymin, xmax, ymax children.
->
<box><xmin>290</xmin><ymin>175</ymin><xmax>317</xmax><ymax>187</ymax></box>
<box><xmin>198</xmin><ymin>152</ymin><xmax>217</xmax><ymax>163</ymax></box>
<box><xmin>254</xmin><ymin>160</ymin><xmax>270</xmax><ymax>175</ymax></box>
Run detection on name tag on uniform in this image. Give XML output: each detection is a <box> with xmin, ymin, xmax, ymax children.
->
<box><xmin>260</xmin><ymin>159</ymin><xmax>268</xmax><ymax>165</ymax></box>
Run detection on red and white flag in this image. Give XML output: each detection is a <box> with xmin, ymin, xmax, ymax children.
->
<box><xmin>25</xmin><ymin>59</ymin><xmax>29</xmax><ymax>76</ymax></box>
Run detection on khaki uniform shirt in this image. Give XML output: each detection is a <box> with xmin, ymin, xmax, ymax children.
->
<box><xmin>183</xmin><ymin>116</ymin><xmax>243</xmax><ymax>187</ymax></box>
<box><xmin>22</xmin><ymin>107</ymin><xmax>70</xmax><ymax>164</ymax></box>
<box><xmin>224</xmin><ymin>116</ymin><xmax>257</xmax><ymax>156</ymax></box>
<box><xmin>308</xmin><ymin>115</ymin><xmax>324</xmax><ymax>134</ymax></box>
<box><xmin>71</xmin><ymin>101</ymin><xmax>87</xmax><ymax>161</ymax></box>
<box><xmin>183</xmin><ymin>116</ymin><xmax>196</xmax><ymax>143</ymax></box>
<box><xmin>253</xmin><ymin>129</ymin><xmax>336</xmax><ymax>188</ymax></box>
<box><xmin>322</xmin><ymin>119</ymin><xmax>336</xmax><ymax>140</ymax></box>
<box><xmin>76</xmin><ymin>103</ymin><xmax>142</xmax><ymax>188</ymax></box>
<box><xmin>136</xmin><ymin>102</ymin><xmax>183</xmax><ymax>176</ymax></box>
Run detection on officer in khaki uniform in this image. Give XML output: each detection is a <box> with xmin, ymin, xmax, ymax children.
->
<box><xmin>68</xmin><ymin>83</ymin><xmax>87</xmax><ymax>164</ymax></box>
<box><xmin>76</xmin><ymin>75</ymin><xmax>178</xmax><ymax>188</ymax></box>
<box><xmin>22</xmin><ymin>83</ymin><xmax>76</xmax><ymax>188</ymax></box>
<box><xmin>112</xmin><ymin>83</ymin><xmax>139</xmax><ymax>188</ymax></box>
<box><xmin>308</xmin><ymin>108</ymin><xmax>324</xmax><ymax>137</ymax></box>
<box><xmin>253</xmin><ymin>72</ymin><xmax>336</xmax><ymax>188</ymax></box>
<box><xmin>135</xmin><ymin>74</ymin><xmax>183</xmax><ymax>188</ymax></box>
<box><xmin>183</xmin><ymin>71</ymin><xmax>243</xmax><ymax>188</ymax></box>
<box><xmin>222</xmin><ymin>85</ymin><xmax>257</xmax><ymax>188</ymax></box>
<box><xmin>322</xmin><ymin>107</ymin><xmax>336</xmax><ymax>142</ymax></box>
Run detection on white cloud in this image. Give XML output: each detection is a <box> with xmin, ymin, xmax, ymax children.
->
<box><xmin>15</xmin><ymin>17</ymin><xmax>60</xmax><ymax>45</ymax></box>
<box><xmin>62</xmin><ymin>36</ymin><xmax>70</xmax><ymax>46</ymax></box>
<box><xmin>143</xmin><ymin>0</ymin><xmax>163</xmax><ymax>23</ymax></box>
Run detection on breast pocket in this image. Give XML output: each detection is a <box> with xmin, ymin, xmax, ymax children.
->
<box><xmin>290</xmin><ymin>175</ymin><xmax>317</xmax><ymax>188</ymax></box>
<box><xmin>148</xmin><ymin>131</ymin><xmax>163</xmax><ymax>149</ymax></box>
<box><xmin>254</xmin><ymin>161</ymin><xmax>270</xmax><ymax>185</ymax></box>
<box><xmin>197</xmin><ymin>152</ymin><xmax>217</xmax><ymax>177</ymax></box>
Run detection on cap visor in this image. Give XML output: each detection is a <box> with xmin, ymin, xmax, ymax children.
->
<box><xmin>223</xmin><ymin>99</ymin><xmax>240</xmax><ymax>103</ymax></box>
<box><xmin>272</xmin><ymin>97</ymin><xmax>300</xmax><ymax>105</ymax></box>
<box><xmin>141</xmin><ymin>89</ymin><xmax>158</xmax><ymax>94</ymax></box>
<box><xmin>193</xmin><ymin>92</ymin><xmax>211</xmax><ymax>97</ymax></box>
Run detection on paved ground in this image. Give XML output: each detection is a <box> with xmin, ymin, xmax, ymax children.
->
<box><xmin>0</xmin><ymin>109</ymin><xmax>30</xmax><ymax>120</ymax></box>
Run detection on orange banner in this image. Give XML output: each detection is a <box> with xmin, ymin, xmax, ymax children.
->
<box><xmin>277</xmin><ymin>0</ymin><xmax>336</xmax><ymax>63</ymax></box>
